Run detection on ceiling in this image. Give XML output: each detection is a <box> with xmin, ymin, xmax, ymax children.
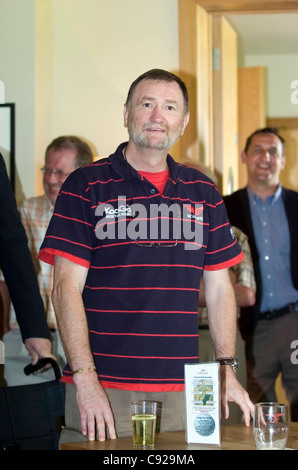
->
<box><xmin>225</xmin><ymin>12</ymin><xmax>298</xmax><ymax>55</ymax></box>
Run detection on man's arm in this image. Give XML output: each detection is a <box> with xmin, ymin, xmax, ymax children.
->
<box><xmin>229</xmin><ymin>270</ymin><xmax>256</xmax><ymax>307</ymax></box>
<box><xmin>52</xmin><ymin>255</ymin><xmax>116</xmax><ymax>441</ymax></box>
<box><xmin>229</xmin><ymin>227</ymin><xmax>256</xmax><ymax>308</ymax></box>
<box><xmin>203</xmin><ymin>268</ymin><xmax>254</xmax><ymax>425</ymax></box>
<box><xmin>0</xmin><ymin>154</ymin><xmax>52</xmax><ymax>363</ymax></box>
<box><xmin>0</xmin><ymin>280</ymin><xmax>11</xmax><ymax>336</ymax></box>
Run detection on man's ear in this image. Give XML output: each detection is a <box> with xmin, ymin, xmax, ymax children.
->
<box><xmin>180</xmin><ymin>112</ymin><xmax>190</xmax><ymax>137</ymax></box>
<box><xmin>240</xmin><ymin>150</ymin><xmax>247</xmax><ymax>164</ymax></box>
<box><xmin>281</xmin><ymin>154</ymin><xmax>286</xmax><ymax>171</ymax></box>
<box><xmin>123</xmin><ymin>104</ymin><xmax>128</xmax><ymax>128</ymax></box>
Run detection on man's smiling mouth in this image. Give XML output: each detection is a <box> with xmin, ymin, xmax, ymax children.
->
<box><xmin>145</xmin><ymin>127</ymin><xmax>165</xmax><ymax>132</ymax></box>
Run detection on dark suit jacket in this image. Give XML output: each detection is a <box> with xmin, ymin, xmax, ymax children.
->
<box><xmin>0</xmin><ymin>154</ymin><xmax>50</xmax><ymax>341</ymax></box>
<box><xmin>224</xmin><ymin>187</ymin><xmax>298</xmax><ymax>339</ymax></box>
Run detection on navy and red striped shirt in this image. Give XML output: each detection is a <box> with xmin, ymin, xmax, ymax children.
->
<box><xmin>39</xmin><ymin>142</ymin><xmax>243</xmax><ymax>391</ymax></box>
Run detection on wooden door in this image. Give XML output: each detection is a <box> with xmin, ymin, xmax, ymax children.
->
<box><xmin>267</xmin><ymin>118</ymin><xmax>298</xmax><ymax>192</ymax></box>
<box><xmin>212</xmin><ymin>16</ymin><xmax>238</xmax><ymax>195</ymax></box>
<box><xmin>238</xmin><ymin>66</ymin><xmax>266</xmax><ymax>189</ymax></box>
<box><xmin>178</xmin><ymin>1</ymin><xmax>213</xmax><ymax>167</ymax></box>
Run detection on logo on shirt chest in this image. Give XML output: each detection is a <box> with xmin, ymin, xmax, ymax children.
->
<box><xmin>104</xmin><ymin>204</ymin><xmax>132</xmax><ymax>219</ymax></box>
<box><xmin>184</xmin><ymin>204</ymin><xmax>204</xmax><ymax>221</ymax></box>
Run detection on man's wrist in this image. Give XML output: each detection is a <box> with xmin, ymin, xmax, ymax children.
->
<box><xmin>72</xmin><ymin>366</ymin><xmax>97</xmax><ymax>376</ymax></box>
<box><xmin>216</xmin><ymin>356</ymin><xmax>238</xmax><ymax>372</ymax></box>
<box><xmin>71</xmin><ymin>364</ymin><xmax>98</xmax><ymax>384</ymax></box>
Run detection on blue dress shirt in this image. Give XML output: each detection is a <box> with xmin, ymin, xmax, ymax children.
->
<box><xmin>247</xmin><ymin>185</ymin><xmax>298</xmax><ymax>312</ymax></box>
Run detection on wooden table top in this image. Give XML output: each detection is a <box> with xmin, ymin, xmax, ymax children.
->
<box><xmin>61</xmin><ymin>422</ymin><xmax>298</xmax><ymax>451</ymax></box>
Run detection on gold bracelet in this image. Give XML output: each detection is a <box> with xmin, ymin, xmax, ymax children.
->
<box><xmin>72</xmin><ymin>366</ymin><xmax>97</xmax><ymax>376</ymax></box>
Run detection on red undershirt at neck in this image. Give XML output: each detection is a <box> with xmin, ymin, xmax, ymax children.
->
<box><xmin>138</xmin><ymin>169</ymin><xmax>170</xmax><ymax>195</ymax></box>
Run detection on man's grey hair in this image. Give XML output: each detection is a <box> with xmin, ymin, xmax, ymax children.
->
<box><xmin>45</xmin><ymin>135</ymin><xmax>94</xmax><ymax>168</ymax></box>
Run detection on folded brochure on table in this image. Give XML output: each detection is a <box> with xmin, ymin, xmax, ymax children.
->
<box><xmin>184</xmin><ymin>362</ymin><xmax>221</xmax><ymax>446</ymax></box>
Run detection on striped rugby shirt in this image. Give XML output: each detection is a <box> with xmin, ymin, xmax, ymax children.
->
<box><xmin>39</xmin><ymin>142</ymin><xmax>243</xmax><ymax>392</ymax></box>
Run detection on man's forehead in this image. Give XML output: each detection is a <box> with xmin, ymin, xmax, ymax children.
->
<box><xmin>133</xmin><ymin>79</ymin><xmax>183</xmax><ymax>100</ymax></box>
<box><xmin>46</xmin><ymin>148</ymin><xmax>77</xmax><ymax>164</ymax></box>
<box><xmin>250</xmin><ymin>133</ymin><xmax>283</xmax><ymax>148</ymax></box>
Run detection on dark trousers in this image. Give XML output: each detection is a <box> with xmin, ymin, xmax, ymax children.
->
<box><xmin>246</xmin><ymin>311</ymin><xmax>298</xmax><ymax>421</ymax></box>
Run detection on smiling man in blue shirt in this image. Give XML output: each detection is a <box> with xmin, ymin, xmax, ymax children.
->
<box><xmin>224</xmin><ymin>127</ymin><xmax>298</xmax><ymax>422</ymax></box>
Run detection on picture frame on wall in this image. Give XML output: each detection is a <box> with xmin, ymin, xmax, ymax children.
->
<box><xmin>0</xmin><ymin>103</ymin><xmax>15</xmax><ymax>192</ymax></box>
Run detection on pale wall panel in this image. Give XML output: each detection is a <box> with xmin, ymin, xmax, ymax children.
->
<box><xmin>50</xmin><ymin>0</ymin><xmax>179</xmax><ymax>160</ymax></box>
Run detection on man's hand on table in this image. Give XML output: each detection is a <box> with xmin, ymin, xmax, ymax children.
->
<box><xmin>73</xmin><ymin>372</ymin><xmax>117</xmax><ymax>441</ymax></box>
<box><xmin>220</xmin><ymin>365</ymin><xmax>254</xmax><ymax>426</ymax></box>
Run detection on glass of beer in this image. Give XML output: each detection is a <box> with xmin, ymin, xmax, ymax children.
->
<box><xmin>130</xmin><ymin>400</ymin><xmax>157</xmax><ymax>448</ymax></box>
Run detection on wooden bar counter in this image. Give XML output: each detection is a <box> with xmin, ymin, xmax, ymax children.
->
<box><xmin>61</xmin><ymin>422</ymin><xmax>298</xmax><ymax>451</ymax></box>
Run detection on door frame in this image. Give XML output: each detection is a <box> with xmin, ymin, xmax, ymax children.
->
<box><xmin>178</xmin><ymin>0</ymin><xmax>298</xmax><ymax>189</ymax></box>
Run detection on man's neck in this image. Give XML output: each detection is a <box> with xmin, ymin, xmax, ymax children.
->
<box><xmin>124</xmin><ymin>143</ymin><xmax>168</xmax><ymax>172</ymax></box>
<box><xmin>247</xmin><ymin>180</ymin><xmax>280</xmax><ymax>201</ymax></box>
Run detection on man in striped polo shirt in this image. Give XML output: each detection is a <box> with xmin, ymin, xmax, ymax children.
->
<box><xmin>39</xmin><ymin>69</ymin><xmax>254</xmax><ymax>443</ymax></box>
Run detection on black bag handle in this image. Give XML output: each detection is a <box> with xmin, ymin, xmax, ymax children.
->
<box><xmin>24</xmin><ymin>357</ymin><xmax>62</xmax><ymax>381</ymax></box>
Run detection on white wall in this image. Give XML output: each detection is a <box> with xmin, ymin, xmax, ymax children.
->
<box><xmin>50</xmin><ymin>0</ymin><xmax>179</xmax><ymax>158</ymax></box>
<box><xmin>0</xmin><ymin>0</ymin><xmax>36</xmax><ymax>201</ymax></box>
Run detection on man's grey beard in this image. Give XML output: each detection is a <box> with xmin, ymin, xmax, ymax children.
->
<box><xmin>127</xmin><ymin>121</ymin><xmax>183</xmax><ymax>151</ymax></box>
<box><xmin>130</xmin><ymin>134</ymin><xmax>174</xmax><ymax>151</ymax></box>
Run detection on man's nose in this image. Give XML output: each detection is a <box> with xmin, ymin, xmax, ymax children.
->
<box><xmin>262</xmin><ymin>150</ymin><xmax>271</xmax><ymax>161</ymax></box>
<box><xmin>150</xmin><ymin>106</ymin><xmax>164</xmax><ymax>122</ymax></box>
